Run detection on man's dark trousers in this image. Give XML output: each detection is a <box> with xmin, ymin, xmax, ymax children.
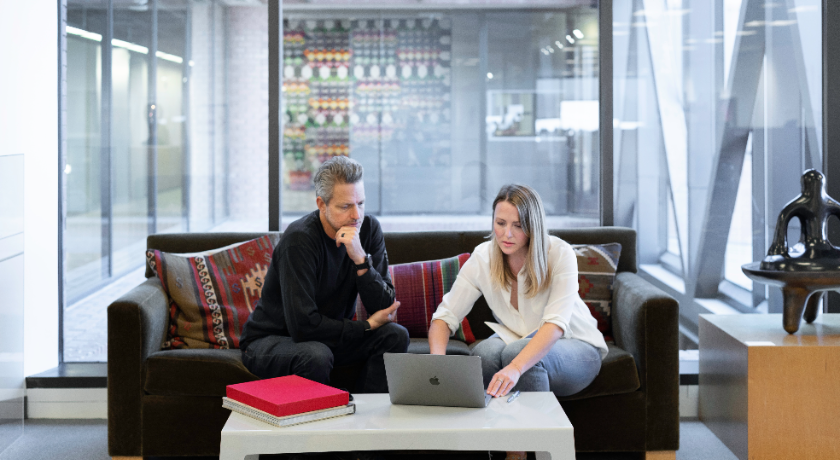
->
<box><xmin>242</xmin><ymin>323</ymin><xmax>409</xmax><ymax>393</ymax></box>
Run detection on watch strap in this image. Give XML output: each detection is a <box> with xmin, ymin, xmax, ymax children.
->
<box><xmin>354</xmin><ymin>253</ymin><xmax>372</xmax><ymax>271</ymax></box>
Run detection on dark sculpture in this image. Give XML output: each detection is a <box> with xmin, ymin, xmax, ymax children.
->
<box><xmin>761</xmin><ymin>169</ymin><xmax>840</xmax><ymax>271</ymax></box>
<box><xmin>743</xmin><ymin>169</ymin><xmax>840</xmax><ymax>333</ymax></box>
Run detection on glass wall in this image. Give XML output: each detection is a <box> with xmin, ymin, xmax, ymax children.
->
<box><xmin>63</xmin><ymin>0</ymin><xmax>268</xmax><ymax>361</ymax></box>
<box><xmin>613</xmin><ymin>0</ymin><xmax>823</xmax><ymax>339</ymax></box>
<box><xmin>58</xmin><ymin>0</ymin><xmax>835</xmax><ymax>359</ymax></box>
<box><xmin>280</xmin><ymin>5</ymin><xmax>600</xmax><ymax>228</ymax></box>
<box><xmin>62</xmin><ymin>0</ymin><xmax>600</xmax><ymax>361</ymax></box>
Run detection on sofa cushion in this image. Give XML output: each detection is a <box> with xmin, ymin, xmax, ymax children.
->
<box><xmin>356</xmin><ymin>253</ymin><xmax>476</xmax><ymax>344</ymax></box>
<box><xmin>406</xmin><ymin>337</ymin><xmax>471</xmax><ymax>355</ymax></box>
<box><xmin>558</xmin><ymin>343</ymin><xmax>640</xmax><ymax>401</ymax></box>
<box><xmin>144</xmin><ymin>349</ymin><xmax>258</xmax><ymax>397</ymax></box>
<box><xmin>572</xmin><ymin>243</ymin><xmax>622</xmax><ymax>341</ymax></box>
<box><xmin>146</xmin><ymin>235</ymin><xmax>275</xmax><ymax>350</ymax></box>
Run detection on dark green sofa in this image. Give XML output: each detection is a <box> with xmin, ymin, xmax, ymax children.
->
<box><xmin>108</xmin><ymin>227</ymin><xmax>679</xmax><ymax>458</ymax></box>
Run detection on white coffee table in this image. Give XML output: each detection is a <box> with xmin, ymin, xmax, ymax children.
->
<box><xmin>219</xmin><ymin>392</ymin><xmax>575</xmax><ymax>460</ymax></box>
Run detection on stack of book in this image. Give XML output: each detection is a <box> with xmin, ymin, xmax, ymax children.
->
<box><xmin>223</xmin><ymin>375</ymin><xmax>355</xmax><ymax>427</ymax></box>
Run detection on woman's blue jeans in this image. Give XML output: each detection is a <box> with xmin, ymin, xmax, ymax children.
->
<box><xmin>471</xmin><ymin>336</ymin><xmax>601</xmax><ymax>396</ymax></box>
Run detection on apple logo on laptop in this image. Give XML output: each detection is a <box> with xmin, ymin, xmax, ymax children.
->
<box><xmin>429</xmin><ymin>376</ymin><xmax>440</xmax><ymax>386</ymax></box>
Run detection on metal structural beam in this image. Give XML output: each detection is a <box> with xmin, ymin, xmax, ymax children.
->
<box><xmin>58</xmin><ymin>0</ymin><xmax>67</xmax><ymax>362</ymax></box>
<box><xmin>478</xmin><ymin>14</ymin><xmax>488</xmax><ymax>213</ymax></box>
<box><xmin>210</xmin><ymin>0</ymin><xmax>217</xmax><ymax>225</ymax></box>
<box><xmin>612</xmin><ymin>0</ymin><xmax>636</xmax><ymax>230</ymax></box>
<box><xmin>599</xmin><ymin>0</ymin><xmax>613</xmax><ymax>226</ymax></box>
<box><xmin>684</xmin><ymin>0</ymin><xmax>723</xmax><ymax>293</ymax></box>
<box><xmin>182</xmin><ymin>3</ymin><xmax>192</xmax><ymax>232</ymax></box>
<box><xmin>691</xmin><ymin>0</ymin><xmax>765</xmax><ymax>298</ymax></box>
<box><xmin>760</xmin><ymin>0</ymin><xmax>818</xmax><ymax>313</ymax></box>
<box><xmin>148</xmin><ymin>0</ymin><xmax>159</xmax><ymax>236</ymax></box>
<box><xmin>633</xmin><ymin>0</ymin><xmax>666</xmax><ymax>265</ymax></box>
<box><xmin>641</xmin><ymin>0</ymin><xmax>690</xmax><ymax>275</ymax></box>
<box><xmin>824</xmin><ymin>0</ymin><xmax>840</xmax><ymax>313</ymax></box>
<box><xmin>269</xmin><ymin>0</ymin><xmax>282</xmax><ymax>231</ymax></box>
<box><xmin>751</xmin><ymin>84</ymin><xmax>767</xmax><ymax>308</ymax></box>
<box><xmin>100</xmin><ymin>0</ymin><xmax>114</xmax><ymax>278</ymax></box>
<box><xmin>781</xmin><ymin>0</ymin><xmax>822</xmax><ymax>171</ymax></box>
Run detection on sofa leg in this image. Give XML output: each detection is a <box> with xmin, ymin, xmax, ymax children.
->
<box><xmin>645</xmin><ymin>451</ymin><xmax>676</xmax><ymax>460</ymax></box>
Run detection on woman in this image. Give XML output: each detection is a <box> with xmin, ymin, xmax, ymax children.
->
<box><xmin>429</xmin><ymin>184</ymin><xmax>608</xmax><ymax>401</ymax></box>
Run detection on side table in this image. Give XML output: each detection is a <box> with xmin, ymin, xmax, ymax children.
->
<box><xmin>699</xmin><ymin>314</ymin><xmax>840</xmax><ymax>460</ymax></box>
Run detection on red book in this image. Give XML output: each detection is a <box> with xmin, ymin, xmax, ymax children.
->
<box><xmin>226</xmin><ymin>375</ymin><xmax>349</xmax><ymax>417</ymax></box>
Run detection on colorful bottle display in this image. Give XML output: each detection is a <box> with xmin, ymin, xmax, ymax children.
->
<box><xmin>282</xmin><ymin>17</ymin><xmax>452</xmax><ymax>193</ymax></box>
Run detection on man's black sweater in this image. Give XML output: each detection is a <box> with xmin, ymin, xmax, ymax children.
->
<box><xmin>239</xmin><ymin>211</ymin><xmax>395</xmax><ymax>351</ymax></box>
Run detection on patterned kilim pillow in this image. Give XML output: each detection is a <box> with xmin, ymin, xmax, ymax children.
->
<box><xmin>572</xmin><ymin>243</ymin><xmax>622</xmax><ymax>342</ymax></box>
<box><xmin>356</xmin><ymin>253</ymin><xmax>476</xmax><ymax>344</ymax></box>
<box><xmin>146</xmin><ymin>236</ymin><xmax>275</xmax><ymax>350</ymax></box>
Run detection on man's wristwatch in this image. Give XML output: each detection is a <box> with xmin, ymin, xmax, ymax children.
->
<box><xmin>354</xmin><ymin>253</ymin><xmax>372</xmax><ymax>271</ymax></box>
<box><xmin>363</xmin><ymin>320</ymin><xmax>372</xmax><ymax>332</ymax></box>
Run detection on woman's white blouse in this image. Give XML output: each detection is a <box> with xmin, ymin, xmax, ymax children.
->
<box><xmin>431</xmin><ymin>236</ymin><xmax>609</xmax><ymax>359</ymax></box>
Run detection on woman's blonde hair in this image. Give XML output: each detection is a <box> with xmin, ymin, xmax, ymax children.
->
<box><xmin>489</xmin><ymin>184</ymin><xmax>552</xmax><ymax>297</ymax></box>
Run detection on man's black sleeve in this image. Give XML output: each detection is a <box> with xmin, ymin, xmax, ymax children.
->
<box><xmin>357</xmin><ymin>218</ymin><xmax>396</xmax><ymax>315</ymax></box>
<box><xmin>278</xmin><ymin>233</ymin><xmax>366</xmax><ymax>348</ymax></box>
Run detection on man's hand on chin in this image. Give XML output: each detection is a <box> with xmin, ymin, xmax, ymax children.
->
<box><xmin>335</xmin><ymin>225</ymin><xmax>366</xmax><ymax>264</ymax></box>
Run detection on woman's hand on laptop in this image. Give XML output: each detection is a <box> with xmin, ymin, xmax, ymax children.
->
<box><xmin>487</xmin><ymin>364</ymin><xmax>522</xmax><ymax>397</ymax></box>
<box><xmin>367</xmin><ymin>301</ymin><xmax>400</xmax><ymax>330</ymax></box>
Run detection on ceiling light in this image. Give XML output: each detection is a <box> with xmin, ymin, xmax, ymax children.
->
<box><xmin>112</xmin><ymin>39</ymin><xmax>148</xmax><ymax>54</ymax></box>
<box><xmin>566</xmin><ymin>35</ymin><xmax>575</xmax><ymax>44</ymax></box>
<box><xmin>555</xmin><ymin>40</ymin><xmax>564</xmax><ymax>49</ymax></box>
<box><xmin>156</xmin><ymin>51</ymin><xmax>183</xmax><ymax>64</ymax></box>
<box><xmin>486</xmin><ymin>72</ymin><xmax>493</xmax><ymax>79</ymax></box>
<box><xmin>573</xmin><ymin>29</ymin><xmax>584</xmax><ymax>39</ymax></box>
<box><xmin>548</xmin><ymin>46</ymin><xmax>555</xmax><ymax>53</ymax></box>
<box><xmin>67</xmin><ymin>26</ymin><xmax>102</xmax><ymax>42</ymax></box>
<box><xmin>67</xmin><ymin>26</ymin><xmax>185</xmax><ymax>63</ymax></box>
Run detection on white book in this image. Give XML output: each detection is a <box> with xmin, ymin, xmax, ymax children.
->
<box><xmin>222</xmin><ymin>397</ymin><xmax>355</xmax><ymax>427</ymax></box>
<box><xmin>484</xmin><ymin>322</ymin><xmax>539</xmax><ymax>345</ymax></box>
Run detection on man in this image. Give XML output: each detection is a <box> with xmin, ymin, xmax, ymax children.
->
<box><xmin>240</xmin><ymin>156</ymin><xmax>408</xmax><ymax>393</ymax></box>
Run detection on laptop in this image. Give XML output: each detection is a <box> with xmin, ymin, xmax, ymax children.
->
<box><xmin>383</xmin><ymin>353</ymin><xmax>493</xmax><ymax>408</ymax></box>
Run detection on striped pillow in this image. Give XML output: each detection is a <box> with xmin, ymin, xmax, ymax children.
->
<box><xmin>146</xmin><ymin>236</ymin><xmax>275</xmax><ymax>350</ymax></box>
<box><xmin>356</xmin><ymin>253</ymin><xmax>476</xmax><ymax>344</ymax></box>
<box><xmin>572</xmin><ymin>243</ymin><xmax>622</xmax><ymax>341</ymax></box>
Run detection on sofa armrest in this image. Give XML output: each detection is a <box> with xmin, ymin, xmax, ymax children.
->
<box><xmin>107</xmin><ymin>277</ymin><xmax>170</xmax><ymax>456</ymax></box>
<box><xmin>612</xmin><ymin>271</ymin><xmax>679</xmax><ymax>451</ymax></box>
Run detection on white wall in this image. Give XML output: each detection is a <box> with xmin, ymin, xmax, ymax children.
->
<box><xmin>0</xmin><ymin>0</ymin><xmax>60</xmax><ymax>376</ymax></box>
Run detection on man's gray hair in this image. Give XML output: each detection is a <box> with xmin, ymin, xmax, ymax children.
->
<box><xmin>313</xmin><ymin>156</ymin><xmax>364</xmax><ymax>204</ymax></box>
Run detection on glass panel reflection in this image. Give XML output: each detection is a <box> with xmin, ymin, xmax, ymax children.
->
<box><xmin>63</xmin><ymin>0</ymin><xmax>268</xmax><ymax>362</ymax></box>
<box><xmin>613</xmin><ymin>0</ymin><xmax>822</xmax><ymax>313</ymax></box>
<box><xmin>281</xmin><ymin>7</ymin><xmax>600</xmax><ymax>226</ymax></box>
